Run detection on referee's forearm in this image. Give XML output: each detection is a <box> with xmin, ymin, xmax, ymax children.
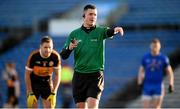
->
<box><xmin>107</xmin><ymin>28</ymin><xmax>115</xmax><ymax>37</ymax></box>
<box><xmin>60</xmin><ymin>48</ymin><xmax>72</xmax><ymax>60</ymax></box>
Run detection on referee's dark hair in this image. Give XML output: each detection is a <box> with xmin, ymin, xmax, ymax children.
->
<box><xmin>83</xmin><ymin>4</ymin><xmax>96</xmax><ymax>17</ymax></box>
<box><xmin>41</xmin><ymin>36</ymin><xmax>53</xmax><ymax>45</ymax></box>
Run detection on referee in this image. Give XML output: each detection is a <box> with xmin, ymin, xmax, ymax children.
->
<box><xmin>60</xmin><ymin>4</ymin><xmax>124</xmax><ymax>108</ymax></box>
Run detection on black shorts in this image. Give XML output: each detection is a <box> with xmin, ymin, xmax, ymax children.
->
<box><xmin>72</xmin><ymin>71</ymin><xmax>104</xmax><ymax>103</ymax></box>
<box><xmin>30</xmin><ymin>73</ymin><xmax>51</xmax><ymax>99</ymax></box>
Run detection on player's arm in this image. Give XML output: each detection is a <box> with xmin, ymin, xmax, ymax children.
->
<box><xmin>25</xmin><ymin>67</ymin><xmax>33</xmax><ymax>94</ymax></box>
<box><xmin>52</xmin><ymin>66</ymin><xmax>61</xmax><ymax>93</ymax></box>
<box><xmin>14</xmin><ymin>76</ymin><xmax>20</xmax><ymax>98</ymax></box>
<box><xmin>25</xmin><ymin>53</ymin><xmax>38</xmax><ymax>107</ymax></box>
<box><xmin>25</xmin><ymin>67</ymin><xmax>38</xmax><ymax>107</ymax></box>
<box><xmin>25</xmin><ymin>69</ymin><xmax>37</xmax><ymax>108</ymax></box>
<box><xmin>166</xmin><ymin>65</ymin><xmax>174</xmax><ymax>92</ymax></box>
<box><xmin>138</xmin><ymin>66</ymin><xmax>145</xmax><ymax>85</ymax></box>
<box><xmin>47</xmin><ymin>65</ymin><xmax>61</xmax><ymax>108</ymax></box>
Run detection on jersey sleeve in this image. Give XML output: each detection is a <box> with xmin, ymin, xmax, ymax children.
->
<box><xmin>54</xmin><ymin>52</ymin><xmax>61</xmax><ymax>70</ymax></box>
<box><xmin>103</xmin><ymin>27</ymin><xmax>111</xmax><ymax>39</ymax></box>
<box><xmin>141</xmin><ymin>56</ymin><xmax>145</xmax><ymax>67</ymax></box>
<box><xmin>25</xmin><ymin>53</ymin><xmax>34</xmax><ymax>71</ymax></box>
<box><xmin>164</xmin><ymin>56</ymin><xmax>170</xmax><ymax>68</ymax></box>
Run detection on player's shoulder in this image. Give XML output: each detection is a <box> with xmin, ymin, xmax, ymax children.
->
<box><xmin>28</xmin><ymin>49</ymin><xmax>39</xmax><ymax>58</ymax></box>
<box><xmin>143</xmin><ymin>52</ymin><xmax>151</xmax><ymax>58</ymax></box>
<box><xmin>52</xmin><ymin>49</ymin><xmax>61</xmax><ymax>59</ymax></box>
<box><xmin>52</xmin><ymin>49</ymin><xmax>60</xmax><ymax>56</ymax></box>
<box><xmin>159</xmin><ymin>53</ymin><xmax>167</xmax><ymax>57</ymax></box>
<box><xmin>159</xmin><ymin>53</ymin><xmax>169</xmax><ymax>60</ymax></box>
<box><xmin>27</xmin><ymin>50</ymin><xmax>39</xmax><ymax>63</ymax></box>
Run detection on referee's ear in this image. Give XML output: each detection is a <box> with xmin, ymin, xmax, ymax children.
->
<box><xmin>82</xmin><ymin>14</ymin><xmax>85</xmax><ymax>18</ymax></box>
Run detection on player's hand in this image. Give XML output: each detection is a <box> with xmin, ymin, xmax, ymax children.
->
<box><xmin>114</xmin><ymin>27</ymin><xmax>124</xmax><ymax>36</ymax></box>
<box><xmin>69</xmin><ymin>38</ymin><xmax>78</xmax><ymax>50</ymax></box>
<box><xmin>137</xmin><ymin>83</ymin><xmax>143</xmax><ymax>94</ymax></box>
<box><xmin>47</xmin><ymin>92</ymin><xmax>56</xmax><ymax>108</ymax></box>
<box><xmin>27</xmin><ymin>92</ymin><xmax>37</xmax><ymax>108</ymax></box>
<box><xmin>168</xmin><ymin>84</ymin><xmax>174</xmax><ymax>93</ymax></box>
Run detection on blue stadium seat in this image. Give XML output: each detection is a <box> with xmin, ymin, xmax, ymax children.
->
<box><xmin>118</xmin><ymin>0</ymin><xmax>180</xmax><ymax>26</ymax></box>
<box><xmin>0</xmin><ymin>0</ymin><xmax>81</xmax><ymax>27</ymax></box>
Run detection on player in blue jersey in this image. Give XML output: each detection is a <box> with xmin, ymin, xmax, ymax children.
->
<box><xmin>138</xmin><ymin>38</ymin><xmax>174</xmax><ymax>109</ymax></box>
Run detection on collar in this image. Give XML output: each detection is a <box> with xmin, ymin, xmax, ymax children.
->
<box><xmin>81</xmin><ymin>25</ymin><xmax>96</xmax><ymax>33</ymax></box>
<box><xmin>150</xmin><ymin>52</ymin><xmax>161</xmax><ymax>57</ymax></box>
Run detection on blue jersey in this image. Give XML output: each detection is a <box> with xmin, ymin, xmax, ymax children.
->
<box><xmin>141</xmin><ymin>52</ymin><xmax>170</xmax><ymax>85</ymax></box>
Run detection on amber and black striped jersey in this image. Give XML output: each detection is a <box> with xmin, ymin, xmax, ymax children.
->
<box><xmin>25</xmin><ymin>49</ymin><xmax>61</xmax><ymax>77</ymax></box>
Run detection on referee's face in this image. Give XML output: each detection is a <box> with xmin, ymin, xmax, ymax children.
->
<box><xmin>40</xmin><ymin>41</ymin><xmax>53</xmax><ymax>58</ymax></box>
<box><xmin>83</xmin><ymin>9</ymin><xmax>97</xmax><ymax>27</ymax></box>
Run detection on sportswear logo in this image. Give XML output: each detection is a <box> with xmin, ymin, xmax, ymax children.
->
<box><xmin>145</xmin><ymin>59</ymin><xmax>150</xmax><ymax>63</ymax></box>
<box><xmin>158</xmin><ymin>61</ymin><xmax>162</xmax><ymax>65</ymax></box>
<box><xmin>35</xmin><ymin>61</ymin><xmax>41</xmax><ymax>64</ymax></box>
<box><xmin>91</xmin><ymin>39</ymin><xmax>98</xmax><ymax>42</ymax></box>
<box><xmin>151</xmin><ymin>67</ymin><xmax>155</xmax><ymax>72</ymax></box>
<box><xmin>42</xmin><ymin>61</ymin><xmax>47</xmax><ymax>66</ymax></box>
<box><xmin>77</xmin><ymin>40</ymin><xmax>82</xmax><ymax>43</ymax></box>
<box><xmin>49</xmin><ymin>61</ymin><xmax>54</xmax><ymax>66</ymax></box>
<box><xmin>73</xmin><ymin>39</ymin><xmax>82</xmax><ymax>44</ymax></box>
<box><xmin>152</xmin><ymin>59</ymin><xmax>156</xmax><ymax>64</ymax></box>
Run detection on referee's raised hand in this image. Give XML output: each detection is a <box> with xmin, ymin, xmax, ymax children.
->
<box><xmin>114</xmin><ymin>27</ymin><xmax>124</xmax><ymax>36</ymax></box>
<box><xmin>69</xmin><ymin>39</ymin><xmax>78</xmax><ymax>50</ymax></box>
